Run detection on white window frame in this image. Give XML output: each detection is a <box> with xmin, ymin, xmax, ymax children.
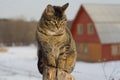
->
<box><xmin>77</xmin><ymin>24</ymin><xmax>83</xmax><ymax>34</ymax></box>
<box><xmin>111</xmin><ymin>45</ymin><xmax>119</xmax><ymax>56</ymax></box>
<box><xmin>83</xmin><ymin>44</ymin><xmax>88</xmax><ymax>54</ymax></box>
<box><xmin>87</xmin><ymin>23</ymin><xmax>94</xmax><ymax>34</ymax></box>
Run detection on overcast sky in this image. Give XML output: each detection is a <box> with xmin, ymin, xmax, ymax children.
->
<box><xmin>0</xmin><ymin>0</ymin><xmax>120</xmax><ymax>21</ymax></box>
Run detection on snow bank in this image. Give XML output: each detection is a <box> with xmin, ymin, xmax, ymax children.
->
<box><xmin>0</xmin><ymin>46</ymin><xmax>120</xmax><ymax>80</ymax></box>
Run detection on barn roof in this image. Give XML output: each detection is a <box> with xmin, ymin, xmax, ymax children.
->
<box><xmin>82</xmin><ymin>4</ymin><xmax>120</xmax><ymax>44</ymax></box>
<box><xmin>82</xmin><ymin>4</ymin><xmax>120</xmax><ymax>22</ymax></box>
<box><xmin>95</xmin><ymin>23</ymin><xmax>120</xmax><ymax>44</ymax></box>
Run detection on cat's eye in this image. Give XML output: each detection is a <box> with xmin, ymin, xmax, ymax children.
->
<box><xmin>60</xmin><ymin>20</ymin><xmax>66</xmax><ymax>24</ymax></box>
<box><xmin>61</xmin><ymin>21</ymin><xmax>65</xmax><ymax>24</ymax></box>
<box><xmin>50</xmin><ymin>21</ymin><xmax>55</xmax><ymax>24</ymax></box>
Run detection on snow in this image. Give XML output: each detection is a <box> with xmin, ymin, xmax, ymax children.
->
<box><xmin>0</xmin><ymin>46</ymin><xmax>120</xmax><ymax>80</ymax></box>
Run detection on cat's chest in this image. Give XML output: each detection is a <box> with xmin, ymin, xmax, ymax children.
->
<box><xmin>48</xmin><ymin>35</ymin><xmax>66</xmax><ymax>46</ymax></box>
<box><xmin>41</xmin><ymin>34</ymin><xmax>67</xmax><ymax>47</ymax></box>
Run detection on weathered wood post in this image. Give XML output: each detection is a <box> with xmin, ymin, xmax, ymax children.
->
<box><xmin>43</xmin><ymin>66</ymin><xmax>56</xmax><ymax>80</ymax></box>
<box><xmin>43</xmin><ymin>66</ymin><xmax>75</xmax><ymax>80</ymax></box>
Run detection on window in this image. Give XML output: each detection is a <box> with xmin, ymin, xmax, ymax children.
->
<box><xmin>111</xmin><ymin>45</ymin><xmax>119</xmax><ymax>55</ymax></box>
<box><xmin>87</xmin><ymin>24</ymin><xmax>94</xmax><ymax>34</ymax></box>
<box><xmin>83</xmin><ymin>44</ymin><xmax>88</xmax><ymax>54</ymax></box>
<box><xmin>77</xmin><ymin>24</ymin><xmax>83</xmax><ymax>34</ymax></box>
<box><xmin>80</xmin><ymin>43</ymin><xmax>89</xmax><ymax>54</ymax></box>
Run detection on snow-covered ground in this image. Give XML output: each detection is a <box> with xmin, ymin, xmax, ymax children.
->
<box><xmin>0</xmin><ymin>46</ymin><xmax>120</xmax><ymax>80</ymax></box>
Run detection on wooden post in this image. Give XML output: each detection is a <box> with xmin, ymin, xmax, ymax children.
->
<box><xmin>57</xmin><ymin>69</ymin><xmax>75</xmax><ymax>80</ymax></box>
<box><xmin>43</xmin><ymin>66</ymin><xmax>56</xmax><ymax>80</ymax></box>
<box><xmin>43</xmin><ymin>66</ymin><xmax>75</xmax><ymax>80</ymax></box>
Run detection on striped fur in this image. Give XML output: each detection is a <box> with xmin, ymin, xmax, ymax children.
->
<box><xmin>36</xmin><ymin>3</ymin><xmax>77</xmax><ymax>75</ymax></box>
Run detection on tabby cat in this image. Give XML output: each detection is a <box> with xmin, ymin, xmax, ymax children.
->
<box><xmin>36</xmin><ymin>3</ymin><xmax>77</xmax><ymax>74</ymax></box>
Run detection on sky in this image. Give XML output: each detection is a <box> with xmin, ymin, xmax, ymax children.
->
<box><xmin>0</xmin><ymin>0</ymin><xmax>120</xmax><ymax>21</ymax></box>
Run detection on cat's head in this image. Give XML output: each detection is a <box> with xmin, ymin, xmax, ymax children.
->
<box><xmin>40</xmin><ymin>3</ymin><xmax>69</xmax><ymax>35</ymax></box>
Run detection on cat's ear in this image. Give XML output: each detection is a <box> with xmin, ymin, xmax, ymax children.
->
<box><xmin>45</xmin><ymin>4</ymin><xmax>54</xmax><ymax>15</ymax></box>
<box><xmin>61</xmin><ymin>3</ymin><xmax>69</xmax><ymax>12</ymax></box>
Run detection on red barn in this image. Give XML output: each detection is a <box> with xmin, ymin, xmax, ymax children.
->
<box><xmin>71</xmin><ymin>4</ymin><xmax>120</xmax><ymax>62</ymax></box>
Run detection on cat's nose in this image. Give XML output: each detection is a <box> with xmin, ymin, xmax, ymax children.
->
<box><xmin>55</xmin><ymin>24</ymin><xmax>60</xmax><ymax>30</ymax></box>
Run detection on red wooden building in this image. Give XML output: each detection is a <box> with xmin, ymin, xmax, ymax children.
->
<box><xmin>71</xmin><ymin>4</ymin><xmax>120</xmax><ymax>62</ymax></box>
